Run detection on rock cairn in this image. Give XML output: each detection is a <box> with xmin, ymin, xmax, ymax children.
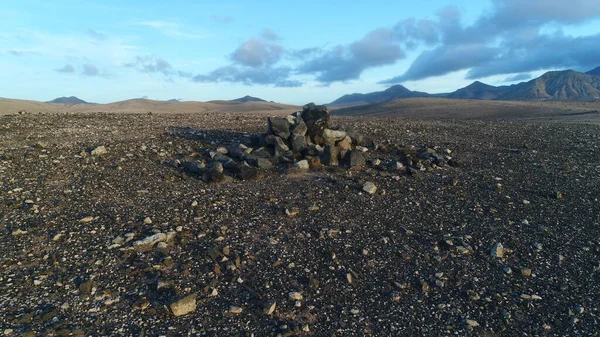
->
<box><xmin>176</xmin><ymin>102</ymin><xmax>458</xmax><ymax>182</ymax></box>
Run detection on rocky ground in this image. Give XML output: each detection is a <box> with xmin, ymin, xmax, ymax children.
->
<box><xmin>1</xmin><ymin>111</ymin><xmax>599</xmax><ymax>336</ymax></box>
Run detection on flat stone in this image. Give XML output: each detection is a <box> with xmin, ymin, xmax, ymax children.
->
<box><xmin>322</xmin><ymin>129</ymin><xmax>347</xmax><ymax>141</ymax></box>
<box><xmin>170</xmin><ymin>294</ymin><xmax>197</xmax><ymax>317</ymax></box>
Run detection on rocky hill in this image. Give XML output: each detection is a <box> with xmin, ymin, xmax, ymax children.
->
<box><xmin>446</xmin><ymin>81</ymin><xmax>512</xmax><ymax>100</ymax></box>
<box><xmin>46</xmin><ymin>96</ymin><xmax>89</xmax><ymax>104</ymax></box>
<box><xmin>230</xmin><ymin>95</ymin><xmax>267</xmax><ymax>103</ymax></box>
<box><xmin>498</xmin><ymin>70</ymin><xmax>600</xmax><ymax>101</ymax></box>
<box><xmin>586</xmin><ymin>66</ymin><xmax>600</xmax><ymax>76</ymax></box>
<box><xmin>328</xmin><ymin>85</ymin><xmax>429</xmax><ymax>108</ymax></box>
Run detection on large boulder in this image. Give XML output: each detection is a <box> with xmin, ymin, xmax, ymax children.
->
<box><xmin>300</xmin><ymin>103</ymin><xmax>331</xmax><ymax>138</ymax></box>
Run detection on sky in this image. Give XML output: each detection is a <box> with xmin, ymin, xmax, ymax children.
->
<box><xmin>2</xmin><ymin>0</ymin><xmax>600</xmax><ymax>105</ymax></box>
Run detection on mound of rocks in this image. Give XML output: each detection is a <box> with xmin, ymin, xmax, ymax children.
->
<box><xmin>176</xmin><ymin>103</ymin><xmax>457</xmax><ymax>183</ymax></box>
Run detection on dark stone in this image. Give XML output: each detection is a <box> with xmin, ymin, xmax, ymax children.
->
<box><xmin>291</xmin><ymin>135</ymin><xmax>308</xmax><ymax>153</ymax></box>
<box><xmin>321</xmin><ymin>145</ymin><xmax>339</xmax><ymax>166</ymax></box>
<box><xmin>237</xmin><ymin>165</ymin><xmax>258</xmax><ymax>180</ymax></box>
<box><xmin>212</xmin><ymin>154</ymin><xmax>237</xmax><ymax>171</ymax></box>
<box><xmin>246</xmin><ymin>156</ymin><xmax>273</xmax><ymax>169</ymax></box>
<box><xmin>181</xmin><ymin>161</ymin><xmax>205</xmax><ymax>174</ymax></box>
<box><xmin>265</xmin><ymin>135</ymin><xmax>289</xmax><ymax>152</ymax></box>
<box><xmin>448</xmin><ymin>159</ymin><xmax>462</xmax><ymax>167</ymax></box>
<box><xmin>300</xmin><ymin>103</ymin><xmax>331</xmax><ymax>138</ymax></box>
<box><xmin>343</xmin><ymin>151</ymin><xmax>365</xmax><ymax>168</ymax></box>
<box><xmin>267</xmin><ymin>117</ymin><xmax>291</xmax><ymax>139</ymax></box>
<box><xmin>252</xmin><ymin>147</ymin><xmax>272</xmax><ymax>158</ymax></box>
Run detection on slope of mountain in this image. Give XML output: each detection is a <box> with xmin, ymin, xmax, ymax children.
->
<box><xmin>586</xmin><ymin>66</ymin><xmax>600</xmax><ymax>76</ymax></box>
<box><xmin>446</xmin><ymin>81</ymin><xmax>511</xmax><ymax>100</ymax></box>
<box><xmin>230</xmin><ymin>95</ymin><xmax>266</xmax><ymax>103</ymax></box>
<box><xmin>46</xmin><ymin>96</ymin><xmax>89</xmax><ymax>104</ymax></box>
<box><xmin>329</xmin><ymin>85</ymin><xmax>429</xmax><ymax>108</ymax></box>
<box><xmin>498</xmin><ymin>70</ymin><xmax>600</xmax><ymax>101</ymax></box>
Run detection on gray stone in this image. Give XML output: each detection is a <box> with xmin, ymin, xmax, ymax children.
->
<box><xmin>343</xmin><ymin>151</ymin><xmax>365</xmax><ymax>167</ymax></box>
<box><xmin>252</xmin><ymin>147</ymin><xmax>272</xmax><ymax>158</ymax></box>
<box><xmin>322</xmin><ymin>129</ymin><xmax>347</xmax><ymax>141</ymax></box>
<box><xmin>265</xmin><ymin>135</ymin><xmax>289</xmax><ymax>152</ymax></box>
<box><xmin>267</xmin><ymin>117</ymin><xmax>291</xmax><ymax>139</ymax></box>
<box><xmin>291</xmin><ymin>135</ymin><xmax>308</xmax><ymax>153</ymax></box>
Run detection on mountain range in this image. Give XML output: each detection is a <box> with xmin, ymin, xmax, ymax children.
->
<box><xmin>46</xmin><ymin>96</ymin><xmax>90</xmax><ymax>104</ymax></box>
<box><xmin>329</xmin><ymin>67</ymin><xmax>600</xmax><ymax>108</ymax></box>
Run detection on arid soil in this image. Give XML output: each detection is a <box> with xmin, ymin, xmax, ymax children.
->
<box><xmin>1</xmin><ymin>111</ymin><xmax>599</xmax><ymax>336</ymax></box>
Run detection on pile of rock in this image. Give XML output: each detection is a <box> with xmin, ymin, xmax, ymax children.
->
<box><xmin>176</xmin><ymin>103</ymin><xmax>457</xmax><ymax>183</ymax></box>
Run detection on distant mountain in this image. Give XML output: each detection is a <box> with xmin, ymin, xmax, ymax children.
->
<box><xmin>230</xmin><ymin>95</ymin><xmax>266</xmax><ymax>103</ymax></box>
<box><xmin>497</xmin><ymin>70</ymin><xmax>600</xmax><ymax>101</ymax></box>
<box><xmin>46</xmin><ymin>96</ymin><xmax>89</xmax><ymax>104</ymax></box>
<box><xmin>329</xmin><ymin>85</ymin><xmax>429</xmax><ymax>108</ymax></box>
<box><xmin>447</xmin><ymin>81</ymin><xmax>512</xmax><ymax>100</ymax></box>
<box><xmin>586</xmin><ymin>66</ymin><xmax>600</xmax><ymax>76</ymax></box>
<box><xmin>167</xmin><ymin>99</ymin><xmax>181</xmax><ymax>102</ymax></box>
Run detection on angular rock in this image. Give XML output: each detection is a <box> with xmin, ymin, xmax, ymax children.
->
<box><xmin>294</xmin><ymin>160</ymin><xmax>309</xmax><ymax>170</ymax></box>
<box><xmin>170</xmin><ymin>294</ymin><xmax>197</xmax><ymax>317</ymax></box>
<box><xmin>490</xmin><ymin>242</ymin><xmax>504</xmax><ymax>258</ymax></box>
<box><xmin>308</xmin><ymin>157</ymin><xmax>322</xmax><ymax>170</ymax></box>
<box><xmin>336</xmin><ymin>136</ymin><xmax>352</xmax><ymax>151</ymax></box>
<box><xmin>343</xmin><ymin>150</ymin><xmax>365</xmax><ymax>168</ymax></box>
<box><xmin>252</xmin><ymin>147</ymin><xmax>272</xmax><ymax>159</ymax></box>
<box><xmin>182</xmin><ymin>161</ymin><xmax>206</xmax><ymax>174</ymax></box>
<box><xmin>292</xmin><ymin>118</ymin><xmax>308</xmax><ymax>136</ymax></box>
<box><xmin>247</xmin><ymin>156</ymin><xmax>273</xmax><ymax>169</ymax></box>
<box><xmin>265</xmin><ymin>135</ymin><xmax>289</xmax><ymax>152</ymax></box>
<box><xmin>363</xmin><ymin>182</ymin><xmax>377</xmax><ymax>194</ymax></box>
<box><xmin>300</xmin><ymin>103</ymin><xmax>331</xmax><ymax>138</ymax></box>
<box><xmin>291</xmin><ymin>135</ymin><xmax>308</xmax><ymax>153</ymax></box>
<box><xmin>237</xmin><ymin>164</ymin><xmax>258</xmax><ymax>180</ymax></box>
<box><xmin>267</xmin><ymin>117</ymin><xmax>291</xmax><ymax>139</ymax></box>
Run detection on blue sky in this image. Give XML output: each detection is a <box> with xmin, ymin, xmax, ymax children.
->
<box><xmin>2</xmin><ymin>0</ymin><xmax>600</xmax><ymax>104</ymax></box>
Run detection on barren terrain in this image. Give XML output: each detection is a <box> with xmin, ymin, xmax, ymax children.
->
<box><xmin>1</xmin><ymin>107</ymin><xmax>599</xmax><ymax>336</ymax></box>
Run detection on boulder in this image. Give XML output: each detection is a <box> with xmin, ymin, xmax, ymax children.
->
<box><xmin>246</xmin><ymin>156</ymin><xmax>273</xmax><ymax>169</ymax></box>
<box><xmin>300</xmin><ymin>103</ymin><xmax>331</xmax><ymax>138</ymax></box>
<box><xmin>237</xmin><ymin>164</ymin><xmax>258</xmax><ymax>180</ymax></box>
<box><xmin>267</xmin><ymin>117</ymin><xmax>291</xmax><ymax>139</ymax></box>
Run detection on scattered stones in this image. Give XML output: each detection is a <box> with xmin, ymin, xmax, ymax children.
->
<box><xmin>169</xmin><ymin>294</ymin><xmax>197</xmax><ymax>317</ymax></box>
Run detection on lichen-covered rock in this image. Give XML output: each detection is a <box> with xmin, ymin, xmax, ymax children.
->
<box><xmin>267</xmin><ymin>117</ymin><xmax>291</xmax><ymax>139</ymax></box>
<box><xmin>300</xmin><ymin>103</ymin><xmax>331</xmax><ymax>138</ymax></box>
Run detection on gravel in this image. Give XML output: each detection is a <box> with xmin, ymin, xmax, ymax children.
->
<box><xmin>0</xmin><ymin>112</ymin><xmax>599</xmax><ymax>336</ymax></box>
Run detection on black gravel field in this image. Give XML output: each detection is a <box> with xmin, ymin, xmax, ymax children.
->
<box><xmin>1</xmin><ymin>112</ymin><xmax>599</xmax><ymax>336</ymax></box>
